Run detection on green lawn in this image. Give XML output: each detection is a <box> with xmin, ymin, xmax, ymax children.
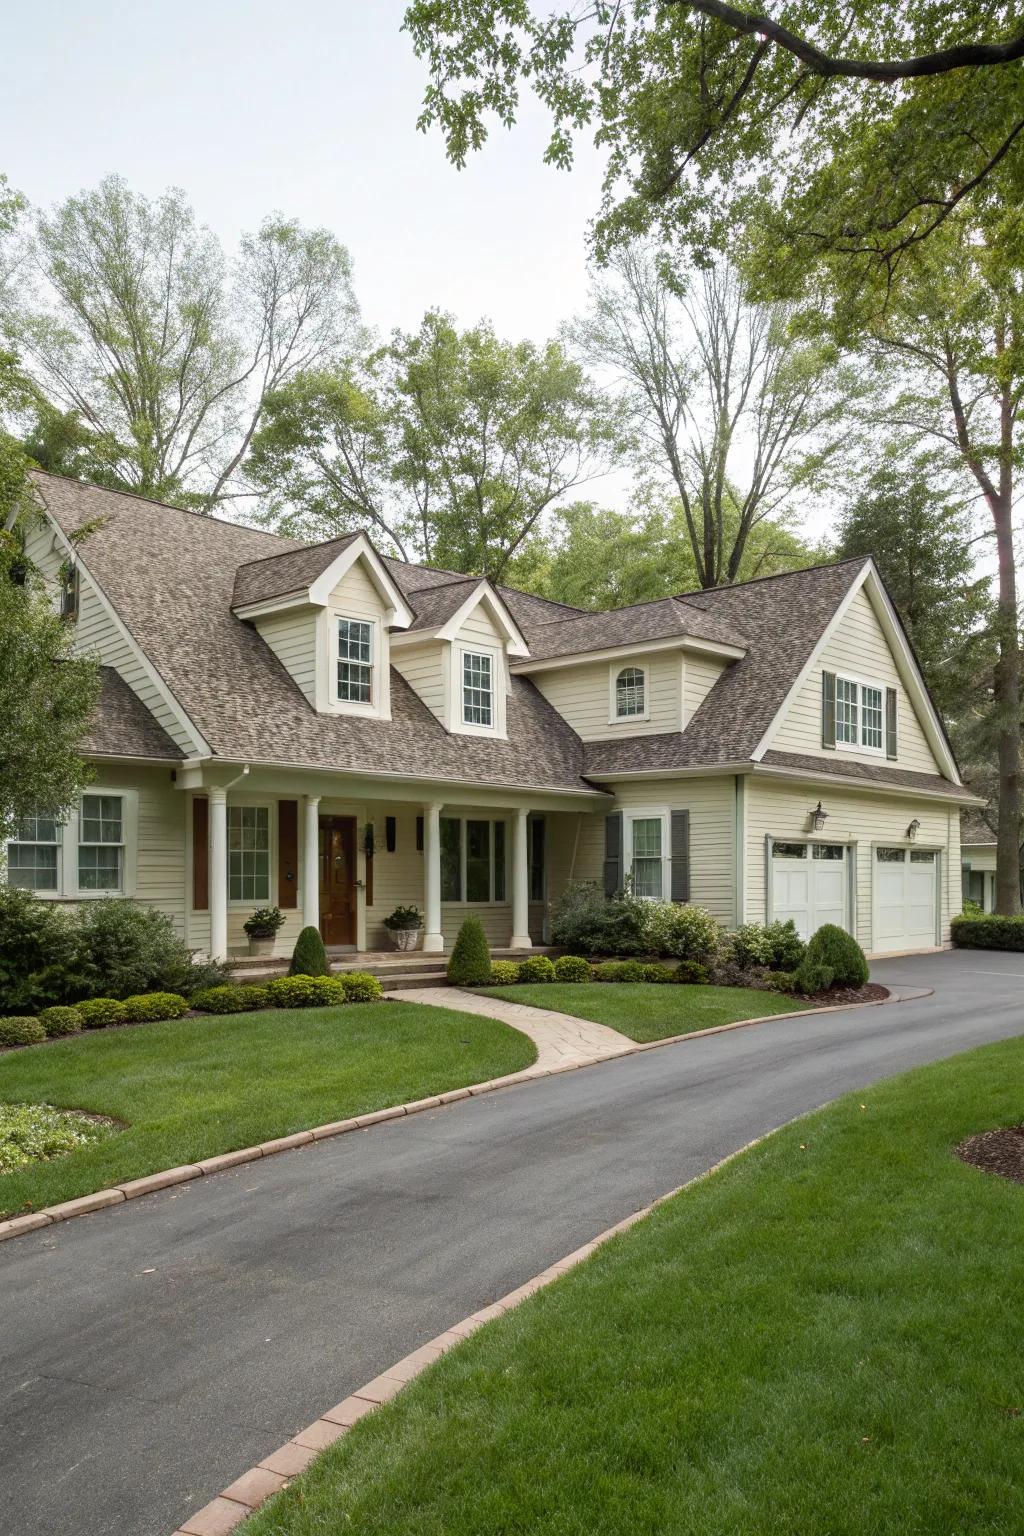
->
<box><xmin>0</xmin><ymin>1003</ymin><xmax>534</xmax><ymax>1219</ymax></box>
<box><xmin>246</xmin><ymin>1035</ymin><xmax>1024</xmax><ymax>1536</ymax></box>
<box><xmin>483</xmin><ymin>982</ymin><xmax>811</xmax><ymax>1042</ymax></box>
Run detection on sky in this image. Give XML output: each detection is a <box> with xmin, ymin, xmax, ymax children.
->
<box><xmin>2</xmin><ymin>0</ymin><xmax>605</xmax><ymax>345</ymax></box>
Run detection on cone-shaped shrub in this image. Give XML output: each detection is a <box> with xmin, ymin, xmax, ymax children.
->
<box><xmin>447</xmin><ymin>917</ymin><xmax>492</xmax><ymax>985</ymax></box>
<box><xmin>290</xmin><ymin>925</ymin><xmax>330</xmax><ymax>977</ymax></box>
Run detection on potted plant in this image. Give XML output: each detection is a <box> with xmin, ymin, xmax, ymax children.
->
<box><xmin>383</xmin><ymin>905</ymin><xmax>423</xmax><ymax>951</ymax></box>
<box><xmin>243</xmin><ymin>906</ymin><xmax>286</xmax><ymax>956</ymax></box>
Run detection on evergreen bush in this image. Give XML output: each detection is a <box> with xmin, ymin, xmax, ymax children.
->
<box><xmin>447</xmin><ymin>918</ymin><xmax>492</xmax><ymax>985</ymax></box>
<box><xmin>594</xmin><ymin>959</ymin><xmax>646</xmax><ymax>982</ymax></box>
<box><xmin>266</xmin><ymin>974</ymin><xmax>346</xmax><ymax>1008</ymax></box>
<box><xmin>671</xmin><ymin>960</ymin><xmax>710</xmax><ymax>984</ymax></box>
<box><xmin>550</xmin><ymin>882</ymin><xmax>647</xmax><ymax>956</ymax></box>
<box><xmin>75</xmin><ymin>997</ymin><xmax>126</xmax><ymax>1029</ymax></box>
<box><xmin>339</xmin><ymin>972</ymin><xmax>384</xmax><ymax>1002</ymax></box>
<box><xmin>289</xmin><ymin>925</ymin><xmax>330</xmax><ymax>977</ymax></box>
<box><xmin>553</xmin><ymin>955</ymin><xmax>593</xmax><ymax>982</ymax></box>
<box><xmin>490</xmin><ymin>960</ymin><xmax>521</xmax><ymax>984</ymax></box>
<box><xmin>951</xmin><ymin>913</ymin><xmax>1024</xmax><ymax>951</ymax></box>
<box><xmin>192</xmin><ymin>984</ymin><xmax>270</xmax><ymax>1014</ymax></box>
<box><xmin>645</xmin><ymin>902</ymin><xmax>721</xmax><ymax>964</ymax></box>
<box><xmin>517</xmin><ymin>954</ymin><xmax>557</xmax><ymax>983</ymax></box>
<box><xmin>38</xmin><ymin>1006</ymin><xmax>83</xmax><ymax>1037</ymax></box>
<box><xmin>805</xmin><ymin>925</ymin><xmax>868</xmax><ymax>988</ymax></box>
<box><xmin>0</xmin><ymin>1016</ymin><xmax>47</xmax><ymax>1046</ymax></box>
<box><xmin>793</xmin><ymin>959</ymin><xmax>835</xmax><ymax>995</ymax></box>
<box><xmin>120</xmin><ymin>992</ymin><xmax>189</xmax><ymax>1023</ymax></box>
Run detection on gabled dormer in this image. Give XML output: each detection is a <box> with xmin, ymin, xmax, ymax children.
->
<box><xmin>391</xmin><ymin>578</ymin><xmax>528</xmax><ymax>740</ymax></box>
<box><xmin>232</xmin><ymin>532</ymin><xmax>414</xmax><ymax>720</ymax></box>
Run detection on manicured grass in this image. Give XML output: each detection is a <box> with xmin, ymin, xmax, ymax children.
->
<box><xmin>0</xmin><ymin>1004</ymin><xmax>534</xmax><ymax>1219</ymax></box>
<box><xmin>247</xmin><ymin>1035</ymin><xmax>1024</xmax><ymax>1536</ymax></box>
<box><xmin>484</xmin><ymin>982</ymin><xmax>811</xmax><ymax>1042</ymax></box>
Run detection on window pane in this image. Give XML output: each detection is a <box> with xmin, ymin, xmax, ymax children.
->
<box><xmin>772</xmin><ymin>842</ymin><xmax>807</xmax><ymax>858</ymax></box>
<box><xmin>615</xmin><ymin>667</ymin><xmax>645</xmax><ymax>718</ymax></box>
<box><xmin>462</xmin><ymin>651</ymin><xmax>493</xmax><ymax>726</ymax></box>
<box><xmin>631</xmin><ymin>818</ymin><xmax>662</xmax><ymax>898</ymax></box>
<box><xmin>440</xmin><ymin>817</ymin><xmax>462</xmax><ymax>901</ymax></box>
<box><xmin>78</xmin><ymin>845</ymin><xmax>122</xmax><ymax>891</ymax></box>
<box><xmin>631</xmin><ymin>818</ymin><xmax>662</xmax><ymax>859</ymax></box>
<box><xmin>862</xmin><ymin>686</ymin><xmax>883</xmax><ymax>749</ymax></box>
<box><xmin>338</xmin><ymin>619</ymin><xmax>373</xmax><ymax>703</ymax></box>
<box><xmin>836</xmin><ymin>678</ymin><xmax>858</xmax><ymax>744</ymax></box>
<box><xmin>633</xmin><ymin>859</ymin><xmax>663</xmax><ymax>899</ymax></box>
<box><xmin>7</xmin><ymin>843</ymin><xmax>58</xmax><ymax>890</ymax></box>
<box><xmin>14</xmin><ymin>812</ymin><xmax>58</xmax><ymax>843</ymax></box>
<box><xmin>494</xmin><ymin>820</ymin><xmax>506</xmax><ymax>902</ymax></box>
<box><xmin>529</xmin><ymin>818</ymin><xmax>544</xmax><ymax>902</ymax></box>
<box><xmin>81</xmin><ymin>794</ymin><xmax>122</xmax><ymax>845</ymax></box>
<box><xmin>466</xmin><ymin>819</ymin><xmax>491</xmax><ymax>902</ymax></box>
<box><xmin>876</xmin><ymin>847</ymin><xmax>905</xmax><ymax>863</ymax></box>
<box><xmin>227</xmin><ymin>807</ymin><xmax>269</xmax><ymax>901</ymax></box>
<box><xmin>812</xmin><ymin>844</ymin><xmax>844</xmax><ymax>860</ymax></box>
<box><xmin>911</xmin><ymin>849</ymin><xmax>936</xmax><ymax>864</ymax></box>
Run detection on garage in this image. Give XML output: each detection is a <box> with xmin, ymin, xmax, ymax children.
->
<box><xmin>872</xmin><ymin>846</ymin><xmax>938</xmax><ymax>953</ymax></box>
<box><xmin>770</xmin><ymin>841</ymin><xmax>848</xmax><ymax>940</ymax></box>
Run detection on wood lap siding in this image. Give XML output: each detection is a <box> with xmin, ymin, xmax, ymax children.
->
<box><xmin>254</xmin><ymin>610</ymin><xmax>318</xmax><ymax>705</ymax></box>
<box><xmin>532</xmin><ymin>653</ymin><xmax>683</xmax><ymax>740</ymax></box>
<box><xmin>393</xmin><ymin>640</ymin><xmax>448</xmax><ymax>724</ymax></box>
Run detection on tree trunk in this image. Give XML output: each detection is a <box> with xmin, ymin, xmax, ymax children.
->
<box><xmin>992</xmin><ymin>486</ymin><xmax>1021</xmax><ymax>913</ymax></box>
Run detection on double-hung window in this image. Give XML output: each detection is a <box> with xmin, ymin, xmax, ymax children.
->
<box><xmin>337</xmin><ymin>618</ymin><xmax>373</xmax><ymax>705</ymax></box>
<box><xmin>78</xmin><ymin>795</ymin><xmax>124</xmax><ymax>891</ymax></box>
<box><xmin>6</xmin><ymin>813</ymin><xmax>60</xmax><ymax>891</ymax></box>
<box><xmin>228</xmin><ymin>806</ymin><xmax>270</xmax><ymax>902</ymax></box>
<box><xmin>439</xmin><ymin>816</ymin><xmax>507</xmax><ymax>902</ymax></box>
<box><xmin>462</xmin><ymin>651</ymin><xmax>493</xmax><ymax>727</ymax></box>
<box><xmin>630</xmin><ymin>816</ymin><xmax>665</xmax><ymax>900</ymax></box>
<box><xmin>836</xmin><ymin>675</ymin><xmax>885</xmax><ymax>752</ymax></box>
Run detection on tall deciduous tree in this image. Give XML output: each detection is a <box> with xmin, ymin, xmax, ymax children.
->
<box><xmin>570</xmin><ymin>249</ymin><xmax>850</xmax><ymax>587</ymax></box>
<box><xmin>249</xmin><ymin>311</ymin><xmax>618</xmax><ymax>579</ymax></box>
<box><xmin>1</xmin><ymin>176</ymin><xmax>358</xmax><ymax>507</ymax></box>
<box><xmin>405</xmin><ymin>2</ymin><xmax>1024</xmax><ymax>291</ymax></box>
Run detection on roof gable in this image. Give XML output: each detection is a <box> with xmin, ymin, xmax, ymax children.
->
<box><xmin>233</xmin><ymin>531</ymin><xmax>414</xmax><ymax>627</ymax></box>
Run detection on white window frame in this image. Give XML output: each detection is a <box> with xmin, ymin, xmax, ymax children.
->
<box><xmin>77</xmin><ymin>793</ymin><xmax>126</xmax><ymax>895</ymax></box>
<box><xmin>329</xmin><ymin>614</ymin><xmax>380</xmax><ymax>716</ymax></box>
<box><xmin>5</xmin><ymin>812</ymin><xmax>62</xmax><ymax>894</ymax></box>
<box><xmin>609</xmin><ymin>662</ymin><xmax>650</xmax><ymax>724</ymax></box>
<box><xmin>834</xmin><ymin>673</ymin><xmax>887</xmax><ymax>756</ymax></box>
<box><xmin>438</xmin><ymin>815</ymin><xmax>508</xmax><ymax>904</ymax></box>
<box><xmin>452</xmin><ymin>641</ymin><xmax>506</xmax><ymax>737</ymax></box>
<box><xmin>3</xmin><ymin>790</ymin><xmax>138</xmax><ymax>900</ymax></box>
<box><xmin>624</xmin><ymin>808</ymin><xmax>671</xmax><ymax>902</ymax></box>
<box><xmin>226</xmin><ymin>802</ymin><xmax>274</xmax><ymax>907</ymax></box>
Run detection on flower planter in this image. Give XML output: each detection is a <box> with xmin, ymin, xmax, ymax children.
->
<box><xmin>389</xmin><ymin>927</ymin><xmax>422</xmax><ymax>952</ymax></box>
<box><xmin>247</xmin><ymin>935</ymin><xmax>275</xmax><ymax>957</ymax></box>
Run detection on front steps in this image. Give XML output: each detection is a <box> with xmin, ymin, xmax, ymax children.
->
<box><xmin>226</xmin><ymin>946</ymin><xmax>558</xmax><ymax>992</ymax></box>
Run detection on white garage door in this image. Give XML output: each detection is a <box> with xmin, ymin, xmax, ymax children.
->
<box><xmin>872</xmin><ymin>847</ymin><xmax>938</xmax><ymax>953</ymax></box>
<box><xmin>770</xmin><ymin>841</ymin><xmax>848</xmax><ymax>940</ymax></box>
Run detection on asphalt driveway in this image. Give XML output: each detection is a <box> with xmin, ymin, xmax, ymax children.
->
<box><xmin>3</xmin><ymin>948</ymin><xmax>1023</xmax><ymax>1536</ymax></box>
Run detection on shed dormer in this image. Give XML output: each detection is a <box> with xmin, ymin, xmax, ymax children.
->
<box><xmin>232</xmin><ymin>532</ymin><xmax>414</xmax><ymax>720</ymax></box>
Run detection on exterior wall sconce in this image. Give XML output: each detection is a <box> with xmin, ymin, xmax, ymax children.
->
<box><xmin>907</xmin><ymin>819</ymin><xmax>921</xmax><ymax>842</ymax></box>
<box><xmin>810</xmin><ymin>801</ymin><xmax>828</xmax><ymax>832</ymax></box>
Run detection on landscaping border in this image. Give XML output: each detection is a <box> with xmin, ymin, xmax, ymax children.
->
<box><xmin>0</xmin><ymin>987</ymin><xmax>923</xmax><ymax>1245</ymax></box>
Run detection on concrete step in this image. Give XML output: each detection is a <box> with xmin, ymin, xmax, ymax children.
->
<box><xmin>227</xmin><ymin>945</ymin><xmax>559</xmax><ymax>985</ymax></box>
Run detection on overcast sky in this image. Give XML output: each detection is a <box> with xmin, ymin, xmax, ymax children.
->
<box><xmin>3</xmin><ymin>0</ymin><xmax>604</xmax><ymax>344</ymax></box>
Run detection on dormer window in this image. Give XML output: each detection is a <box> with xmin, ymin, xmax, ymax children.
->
<box><xmin>337</xmin><ymin>618</ymin><xmax>374</xmax><ymax>706</ymax></box>
<box><xmin>614</xmin><ymin>666</ymin><xmax>647</xmax><ymax>721</ymax></box>
<box><xmin>462</xmin><ymin>650</ymin><xmax>493</xmax><ymax>727</ymax></box>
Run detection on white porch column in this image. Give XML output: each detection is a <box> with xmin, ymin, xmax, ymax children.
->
<box><xmin>303</xmin><ymin>795</ymin><xmax>321</xmax><ymax>933</ymax></box>
<box><xmin>423</xmin><ymin>801</ymin><xmax>444</xmax><ymax>953</ymax></box>
<box><xmin>510</xmin><ymin>807</ymin><xmax>532</xmax><ymax>950</ymax></box>
<box><xmin>209</xmin><ymin>787</ymin><xmax>228</xmax><ymax>962</ymax></box>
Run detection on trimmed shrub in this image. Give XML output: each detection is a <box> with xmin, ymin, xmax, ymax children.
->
<box><xmin>75</xmin><ymin>997</ymin><xmax>126</xmax><ymax>1029</ymax></box>
<box><xmin>120</xmin><ymin>992</ymin><xmax>189</xmax><ymax>1023</ymax></box>
<box><xmin>191</xmin><ymin>984</ymin><xmax>270</xmax><ymax>1014</ymax></box>
<box><xmin>550</xmin><ymin>882</ymin><xmax>647</xmax><ymax>957</ymax></box>
<box><xmin>642</xmin><ymin>962</ymin><xmax>677</xmax><ymax>984</ymax></box>
<box><xmin>517</xmin><ymin>954</ymin><xmax>557</xmax><ymax>983</ymax></box>
<box><xmin>594</xmin><ymin>959</ymin><xmax>646</xmax><ymax>983</ymax></box>
<box><xmin>761</xmin><ymin>970</ymin><xmax>798</xmax><ymax>994</ymax></box>
<box><xmin>290</xmin><ymin>925</ymin><xmax>330</xmax><ymax>977</ymax></box>
<box><xmin>38</xmin><ymin>1006</ymin><xmax>83</xmax><ymax>1038</ymax></box>
<box><xmin>265</xmin><ymin>974</ymin><xmax>346</xmax><ymax>1008</ymax></box>
<box><xmin>793</xmin><ymin>959</ymin><xmax>834</xmax><ymax>995</ymax></box>
<box><xmin>671</xmin><ymin>959</ymin><xmax>710</xmax><ymax>985</ymax></box>
<box><xmin>951</xmin><ymin>914</ymin><xmax>1024</xmax><ymax>951</ymax></box>
<box><xmin>0</xmin><ymin>1016</ymin><xmax>47</xmax><ymax>1046</ymax></box>
<box><xmin>0</xmin><ymin>886</ymin><xmax>81</xmax><ymax>1013</ymax></box>
<box><xmin>805</xmin><ymin>924</ymin><xmax>868</xmax><ymax>988</ymax></box>
<box><xmin>764</xmin><ymin>920</ymin><xmax>806</xmax><ymax>972</ymax></box>
<box><xmin>339</xmin><ymin>972</ymin><xmax>384</xmax><ymax>1003</ymax></box>
<box><xmin>644</xmin><ymin>902</ymin><xmax>721</xmax><ymax>965</ymax></box>
<box><xmin>447</xmin><ymin>918</ymin><xmax>492</xmax><ymax>986</ymax></box>
<box><xmin>553</xmin><ymin>954</ymin><xmax>593</xmax><ymax>983</ymax></box>
<box><xmin>490</xmin><ymin>960</ymin><xmax>521</xmax><ymax>985</ymax></box>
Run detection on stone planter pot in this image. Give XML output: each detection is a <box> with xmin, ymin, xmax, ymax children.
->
<box><xmin>246</xmin><ymin>934</ymin><xmax>275</xmax><ymax>957</ymax></box>
<box><xmin>388</xmin><ymin>926</ymin><xmax>422</xmax><ymax>952</ymax></box>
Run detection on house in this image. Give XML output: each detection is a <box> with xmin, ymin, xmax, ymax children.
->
<box><xmin>6</xmin><ymin>472</ymin><xmax>980</xmax><ymax>961</ymax></box>
<box><xmin>960</xmin><ymin>812</ymin><xmax>999</xmax><ymax>911</ymax></box>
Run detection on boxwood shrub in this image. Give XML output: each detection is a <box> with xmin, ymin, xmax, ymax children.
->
<box><xmin>265</xmin><ymin>974</ymin><xmax>347</xmax><ymax>1008</ymax></box>
<box><xmin>793</xmin><ymin>959</ymin><xmax>835</xmax><ymax>995</ymax></box>
<box><xmin>339</xmin><ymin>972</ymin><xmax>384</xmax><ymax>1003</ymax></box>
<box><xmin>804</xmin><ymin>924</ymin><xmax>868</xmax><ymax>988</ymax></box>
<box><xmin>951</xmin><ymin>914</ymin><xmax>1024</xmax><ymax>951</ymax></box>
<box><xmin>38</xmin><ymin>1005</ymin><xmax>83</xmax><ymax>1038</ymax></box>
<box><xmin>490</xmin><ymin>959</ymin><xmax>521</xmax><ymax>985</ymax></box>
<box><xmin>517</xmin><ymin>954</ymin><xmax>557</xmax><ymax>983</ymax></box>
<box><xmin>75</xmin><ymin>997</ymin><xmax>126</xmax><ymax>1029</ymax></box>
<box><xmin>593</xmin><ymin>959</ymin><xmax>646</xmax><ymax>983</ymax></box>
<box><xmin>192</xmin><ymin>984</ymin><xmax>270</xmax><ymax>1014</ymax></box>
<box><xmin>0</xmin><ymin>1016</ymin><xmax>47</xmax><ymax>1046</ymax></box>
<box><xmin>120</xmin><ymin>992</ymin><xmax>189</xmax><ymax>1023</ymax></box>
<box><xmin>553</xmin><ymin>955</ymin><xmax>592</xmax><ymax>983</ymax></box>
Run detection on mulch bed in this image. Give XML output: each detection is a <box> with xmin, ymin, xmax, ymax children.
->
<box><xmin>799</xmin><ymin>982</ymin><xmax>889</xmax><ymax>1007</ymax></box>
<box><xmin>955</xmin><ymin>1126</ymin><xmax>1024</xmax><ymax>1185</ymax></box>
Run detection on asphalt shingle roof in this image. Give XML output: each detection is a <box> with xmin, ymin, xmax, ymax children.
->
<box><xmin>961</xmin><ymin>809</ymin><xmax>997</xmax><ymax>843</ymax></box>
<box><xmin>518</xmin><ymin>595</ymin><xmax>748</xmax><ymax>661</ymax></box>
<box><xmin>232</xmin><ymin>533</ymin><xmax>358</xmax><ymax>608</ymax></box>
<box><xmin>84</xmin><ymin>667</ymin><xmax>184</xmax><ymax>761</ymax></box>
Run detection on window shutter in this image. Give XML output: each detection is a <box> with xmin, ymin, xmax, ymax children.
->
<box><xmin>278</xmin><ymin>800</ymin><xmax>298</xmax><ymax>908</ymax></box>
<box><xmin>416</xmin><ymin>815</ymin><xmax>424</xmax><ymax>852</ymax></box>
<box><xmin>603</xmin><ymin>812</ymin><xmax>622</xmax><ymax>897</ymax></box>
<box><xmin>885</xmin><ymin>687</ymin><xmax>898</xmax><ymax>760</ymax></box>
<box><xmin>191</xmin><ymin>797</ymin><xmax>209</xmax><ymax>911</ymax></box>
<box><xmin>385</xmin><ymin>816</ymin><xmax>397</xmax><ymax>853</ymax></box>
<box><xmin>821</xmin><ymin>671</ymin><xmax>837</xmax><ymax>750</ymax></box>
<box><xmin>670</xmin><ymin>811</ymin><xmax>690</xmax><ymax>903</ymax></box>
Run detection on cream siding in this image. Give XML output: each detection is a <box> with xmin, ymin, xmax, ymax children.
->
<box><xmin>684</xmin><ymin>655</ymin><xmax>729</xmax><ymax>722</ymax></box>
<box><xmin>392</xmin><ymin>639</ymin><xmax>448</xmax><ymax>725</ymax></box>
<box><xmin>532</xmin><ymin>653</ymin><xmax>684</xmax><ymax>741</ymax></box>
<box><xmin>771</xmin><ymin>587</ymin><xmax>941</xmax><ymax>773</ymax></box>
<box><xmin>744</xmin><ymin>776</ymin><xmax>960</xmax><ymax>948</ymax></box>
<box><xmin>327</xmin><ymin>556</ymin><xmax>388</xmax><ymax>622</ymax></box>
<box><xmin>453</xmin><ymin>601</ymin><xmax>504</xmax><ymax>646</ymax></box>
<box><xmin>253</xmin><ymin>609</ymin><xmax>318</xmax><ymax>706</ymax></box>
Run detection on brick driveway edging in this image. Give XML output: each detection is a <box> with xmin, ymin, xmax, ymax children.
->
<box><xmin>0</xmin><ymin>985</ymin><xmax>925</xmax><ymax>1246</ymax></box>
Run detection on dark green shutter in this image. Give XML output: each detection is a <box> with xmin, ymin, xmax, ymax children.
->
<box><xmin>670</xmin><ymin>810</ymin><xmax>690</xmax><ymax>903</ymax></box>
<box><xmin>821</xmin><ymin>671</ymin><xmax>837</xmax><ymax>750</ymax></box>
<box><xmin>885</xmin><ymin>687</ymin><xmax>898</xmax><ymax>760</ymax></box>
<box><xmin>603</xmin><ymin>812</ymin><xmax>622</xmax><ymax>897</ymax></box>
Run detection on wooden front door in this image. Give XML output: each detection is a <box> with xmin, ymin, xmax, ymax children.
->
<box><xmin>319</xmin><ymin>816</ymin><xmax>357</xmax><ymax>947</ymax></box>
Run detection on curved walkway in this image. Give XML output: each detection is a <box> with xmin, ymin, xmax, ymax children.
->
<box><xmin>390</xmin><ymin>985</ymin><xmax>635</xmax><ymax>1068</ymax></box>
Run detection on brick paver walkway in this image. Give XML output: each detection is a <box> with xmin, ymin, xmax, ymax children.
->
<box><xmin>388</xmin><ymin>985</ymin><xmax>634</xmax><ymax>1071</ymax></box>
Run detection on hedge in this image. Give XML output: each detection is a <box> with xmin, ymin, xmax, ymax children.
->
<box><xmin>952</xmin><ymin>914</ymin><xmax>1024</xmax><ymax>951</ymax></box>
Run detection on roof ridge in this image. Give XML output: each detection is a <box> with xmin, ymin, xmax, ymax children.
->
<box><xmin>674</xmin><ymin>555</ymin><xmax>869</xmax><ymax>603</ymax></box>
<box><xmin>30</xmin><ymin>468</ymin><xmax>288</xmax><ymax>540</ymax></box>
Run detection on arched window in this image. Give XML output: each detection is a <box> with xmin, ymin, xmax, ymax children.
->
<box><xmin>615</xmin><ymin>666</ymin><xmax>646</xmax><ymax>719</ymax></box>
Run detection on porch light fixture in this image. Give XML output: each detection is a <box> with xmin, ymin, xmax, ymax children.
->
<box><xmin>810</xmin><ymin>801</ymin><xmax>829</xmax><ymax>833</ymax></box>
<box><xmin>907</xmin><ymin>819</ymin><xmax>921</xmax><ymax>842</ymax></box>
